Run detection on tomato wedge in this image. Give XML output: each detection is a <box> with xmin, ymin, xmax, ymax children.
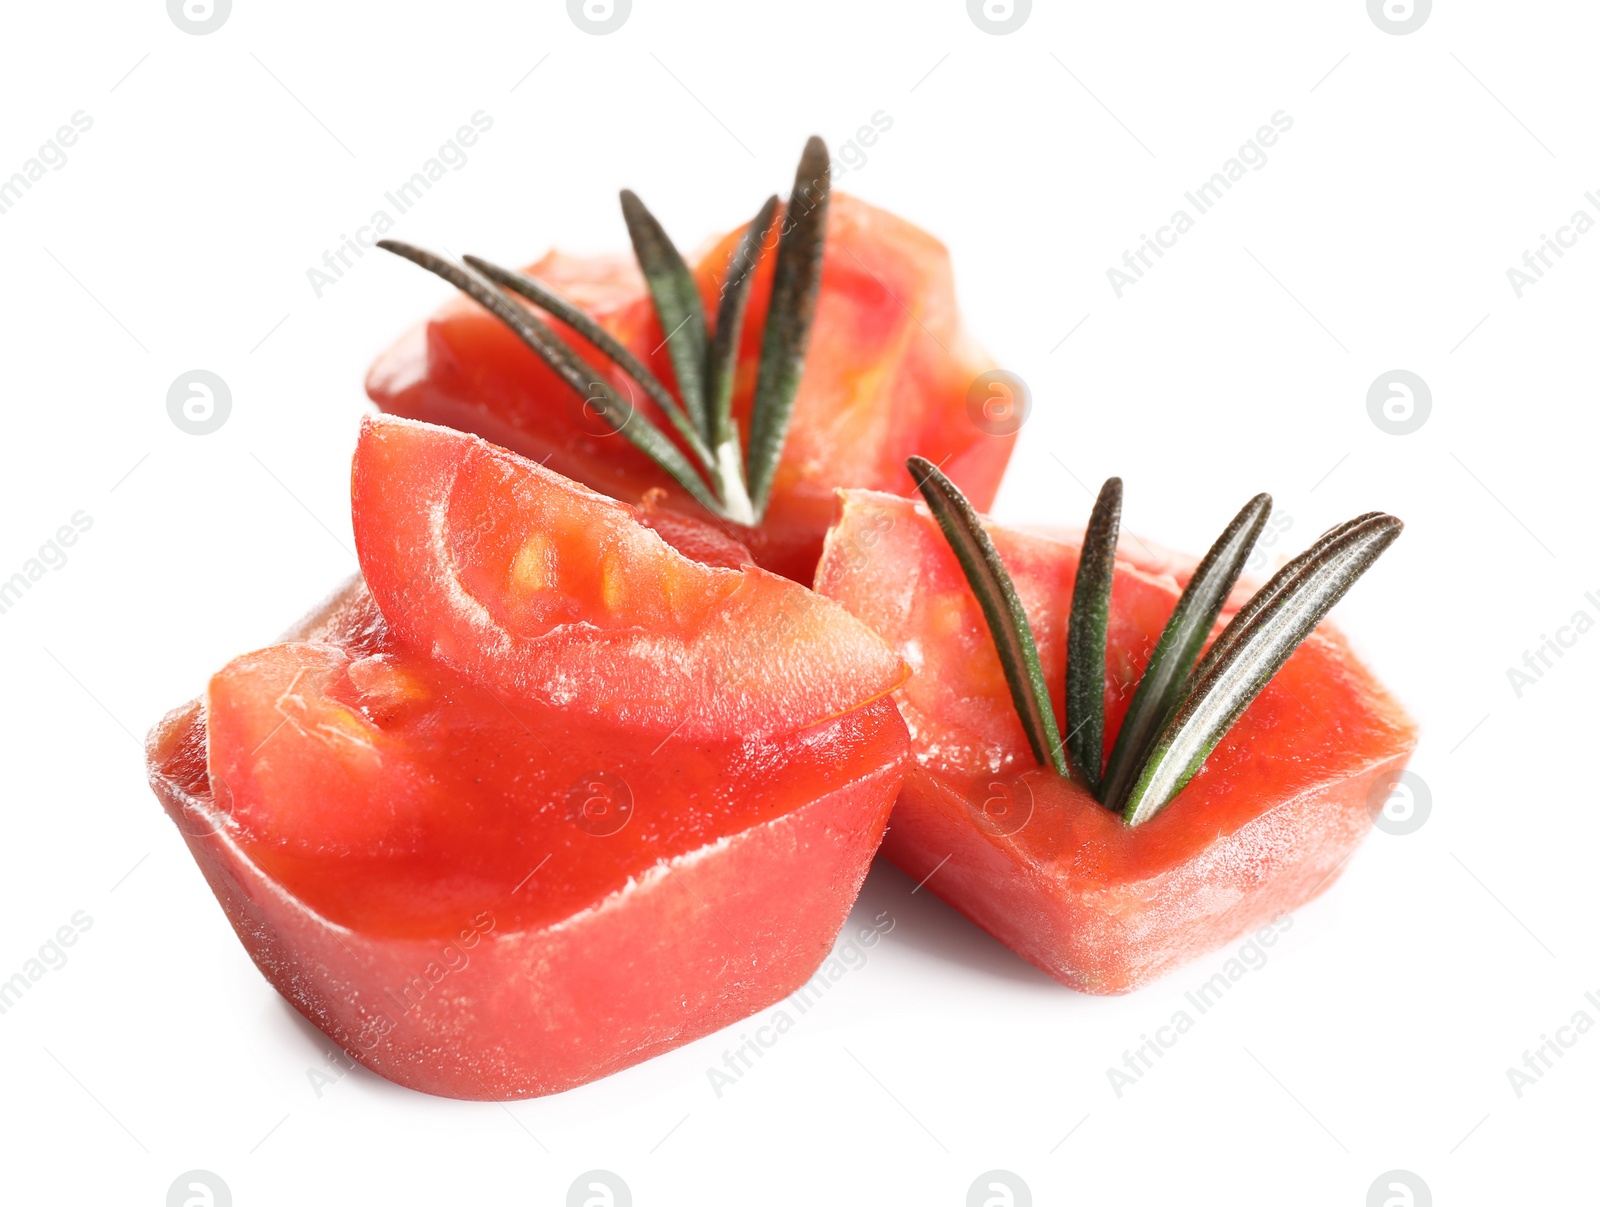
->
<box><xmin>815</xmin><ymin>490</ymin><xmax>1417</xmax><ymax>994</ymax></box>
<box><xmin>145</xmin><ymin>430</ymin><xmax>911</xmax><ymax>1100</ymax></box>
<box><xmin>366</xmin><ymin>193</ymin><xmax>1012</xmax><ymax>583</ymax></box>
<box><xmin>352</xmin><ymin>415</ymin><xmax>905</xmax><ymax>739</ymax></box>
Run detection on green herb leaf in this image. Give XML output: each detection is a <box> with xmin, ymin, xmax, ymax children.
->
<box><xmin>620</xmin><ymin>189</ymin><xmax>711</xmax><ymax>444</ymax></box>
<box><xmin>909</xmin><ymin>456</ymin><xmax>1067</xmax><ymax>776</ymax></box>
<box><xmin>1186</xmin><ymin>512</ymin><xmax>1384</xmax><ymax>690</ymax></box>
<box><xmin>1101</xmin><ymin>493</ymin><xmax>1272</xmax><ymax>812</ymax></box>
<box><xmin>1066</xmin><ymin>477</ymin><xmax>1122</xmax><ymax>797</ymax></box>
<box><xmin>376</xmin><ymin>240</ymin><xmax>723</xmax><ymax>516</ymax></box>
<box><xmin>702</xmin><ymin>195</ymin><xmax>779</xmax><ymax>526</ymax></box>
<box><xmin>746</xmin><ymin>136</ymin><xmax>830</xmax><ymax>519</ymax></box>
<box><xmin>707</xmin><ymin>196</ymin><xmax>777</xmax><ymax>435</ymax></box>
<box><xmin>1120</xmin><ymin>513</ymin><xmax>1403</xmax><ymax>826</ymax></box>
<box><xmin>461</xmin><ymin>254</ymin><xmax>716</xmax><ymax>476</ymax></box>
<box><xmin>378</xmin><ymin>142</ymin><xmax>827</xmax><ymax>532</ymax></box>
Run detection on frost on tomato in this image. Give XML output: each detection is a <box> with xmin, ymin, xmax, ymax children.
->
<box><xmin>351</xmin><ymin>415</ymin><xmax>905</xmax><ymax>740</ymax></box>
<box><xmin>365</xmin><ymin>193</ymin><xmax>1011</xmax><ymax>583</ymax></box>
<box><xmin>815</xmin><ymin>490</ymin><xmax>1417</xmax><ymax>994</ymax></box>
<box><xmin>145</xmin><ymin>426</ymin><xmax>910</xmax><ymax>1100</ymax></box>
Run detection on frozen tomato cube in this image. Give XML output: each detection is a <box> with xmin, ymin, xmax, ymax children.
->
<box><xmin>815</xmin><ymin>490</ymin><xmax>1416</xmax><ymax>994</ymax></box>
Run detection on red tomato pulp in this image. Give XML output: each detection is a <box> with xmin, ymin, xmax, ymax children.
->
<box><xmin>146</xmin><ymin>422</ymin><xmax>910</xmax><ymax>1098</ymax></box>
<box><xmin>366</xmin><ymin>193</ymin><xmax>1013</xmax><ymax>583</ymax></box>
<box><xmin>815</xmin><ymin>490</ymin><xmax>1417</xmax><ymax>993</ymax></box>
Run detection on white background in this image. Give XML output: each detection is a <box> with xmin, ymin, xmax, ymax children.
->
<box><xmin>1</xmin><ymin>1</ymin><xmax>1594</xmax><ymax>1203</ymax></box>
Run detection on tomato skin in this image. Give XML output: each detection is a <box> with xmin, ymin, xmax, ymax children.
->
<box><xmin>365</xmin><ymin>193</ymin><xmax>1012</xmax><ymax>583</ymax></box>
<box><xmin>816</xmin><ymin>491</ymin><xmax>1418</xmax><ymax>993</ymax></box>
<box><xmin>634</xmin><ymin>503</ymin><xmax>753</xmax><ymax>569</ymax></box>
<box><xmin>150</xmin><ymin>692</ymin><xmax>906</xmax><ymax>1099</ymax></box>
<box><xmin>352</xmin><ymin>416</ymin><xmax>906</xmax><ymax>742</ymax></box>
<box><xmin>204</xmin><ymin>576</ymin><xmax>907</xmax><ymax>934</ymax></box>
<box><xmin>206</xmin><ymin>642</ymin><xmax>433</xmax><ymax>856</ymax></box>
<box><xmin>146</xmin><ymin>426</ymin><xmax>912</xmax><ymax>1098</ymax></box>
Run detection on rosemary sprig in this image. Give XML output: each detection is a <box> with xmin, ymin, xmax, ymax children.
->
<box><xmin>374</xmin><ymin>241</ymin><xmax>723</xmax><ymax>516</ymax></box>
<box><xmin>1098</xmin><ymin>493</ymin><xmax>1272</xmax><ymax>812</ymax></box>
<box><xmin>909</xmin><ymin>457</ymin><xmax>1067</xmax><ymax>776</ymax></box>
<box><xmin>1120</xmin><ymin>514</ymin><xmax>1403</xmax><ymax>825</ymax></box>
<box><xmin>703</xmin><ymin>195</ymin><xmax>779</xmax><ymax>527</ymax></box>
<box><xmin>460</xmin><ymin>254</ymin><xmax>713</xmax><ymax>472</ymax></box>
<box><xmin>911</xmin><ymin>463</ymin><xmax>1401</xmax><ymax>826</ymax></box>
<box><xmin>620</xmin><ymin>188</ymin><xmax>713</xmax><ymax>443</ymax></box>
<box><xmin>1065</xmin><ymin>477</ymin><xmax>1121</xmax><ymax>794</ymax></box>
<box><xmin>747</xmin><ymin>136</ymin><xmax>831</xmax><ymax>516</ymax></box>
<box><xmin>377</xmin><ymin>139</ymin><xmax>830</xmax><ymax>528</ymax></box>
<box><xmin>1184</xmin><ymin>512</ymin><xmax>1383</xmax><ymax>690</ymax></box>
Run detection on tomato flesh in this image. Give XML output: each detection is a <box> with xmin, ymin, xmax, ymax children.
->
<box><xmin>352</xmin><ymin>415</ymin><xmax>906</xmax><ymax>740</ymax></box>
<box><xmin>145</xmin><ymin>434</ymin><xmax>911</xmax><ymax>1099</ymax></box>
<box><xmin>203</xmin><ymin>582</ymin><xmax>904</xmax><ymax>938</ymax></box>
<box><xmin>815</xmin><ymin>491</ymin><xmax>1417</xmax><ymax>994</ymax></box>
<box><xmin>365</xmin><ymin>193</ymin><xmax>1012</xmax><ymax>582</ymax></box>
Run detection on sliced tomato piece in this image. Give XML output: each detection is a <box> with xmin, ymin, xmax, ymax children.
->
<box><xmin>206</xmin><ymin>642</ymin><xmax>435</xmax><ymax>855</ymax></box>
<box><xmin>365</xmin><ymin>193</ymin><xmax>1012</xmax><ymax>582</ymax></box>
<box><xmin>148</xmin><ymin>426</ymin><xmax>914</xmax><ymax>1098</ymax></box>
<box><xmin>352</xmin><ymin>415</ymin><xmax>905</xmax><ymax>740</ymax></box>
<box><xmin>633</xmin><ymin>496</ymin><xmax>753</xmax><ymax>569</ymax></box>
<box><xmin>815</xmin><ymin>490</ymin><xmax>1418</xmax><ymax>994</ymax></box>
<box><xmin>153</xmin><ymin>578</ymin><xmax>908</xmax><ymax>1098</ymax></box>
